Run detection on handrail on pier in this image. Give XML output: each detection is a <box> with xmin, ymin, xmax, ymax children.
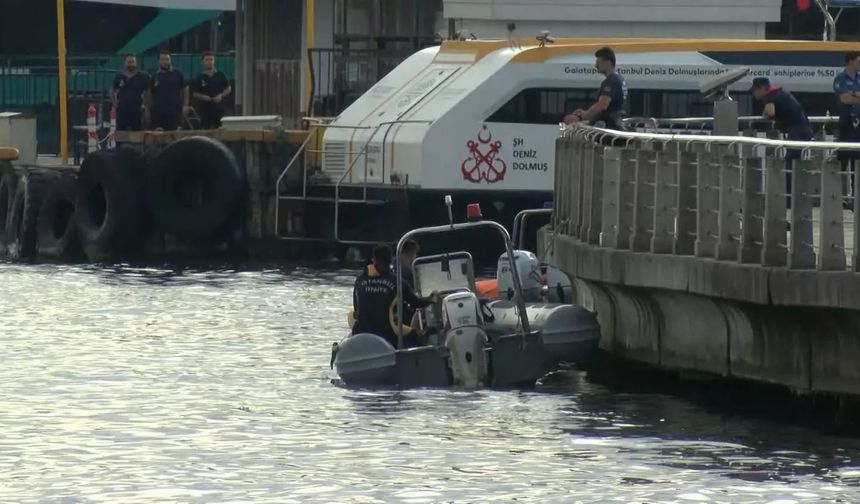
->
<box><xmin>553</xmin><ymin>123</ymin><xmax>860</xmax><ymax>273</ymax></box>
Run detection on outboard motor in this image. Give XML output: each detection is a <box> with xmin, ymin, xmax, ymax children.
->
<box><xmin>441</xmin><ymin>291</ymin><xmax>488</xmax><ymax>387</ymax></box>
<box><xmin>497</xmin><ymin>250</ymin><xmax>542</xmax><ymax>301</ymax></box>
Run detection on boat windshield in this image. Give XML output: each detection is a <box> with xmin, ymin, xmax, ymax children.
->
<box><xmin>412</xmin><ymin>252</ymin><xmax>475</xmax><ymax>298</ymax></box>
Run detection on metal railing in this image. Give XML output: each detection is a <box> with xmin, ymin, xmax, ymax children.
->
<box><xmin>623</xmin><ymin>115</ymin><xmax>838</xmax><ymax>134</ymax></box>
<box><xmin>555</xmin><ymin>123</ymin><xmax>859</xmax><ymax>272</ymax></box>
<box><xmin>274</xmin><ymin>118</ymin><xmax>431</xmax><ymax>244</ymax></box>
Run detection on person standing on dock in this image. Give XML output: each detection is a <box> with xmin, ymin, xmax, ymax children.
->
<box><xmin>564</xmin><ymin>46</ymin><xmax>628</xmax><ymax>132</ymax></box>
<box><xmin>191</xmin><ymin>52</ymin><xmax>232</xmax><ymax>129</ymax></box>
<box><xmin>111</xmin><ymin>54</ymin><xmax>149</xmax><ymax>131</ymax></box>
<box><xmin>147</xmin><ymin>49</ymin><xmax>190</xmax><ymax>131</ymax></box>
<box><xmin>834</xmin><ymin>51</ymin><xmax>860</xmax><ymax>207</ymax></box>
<box><xmin>750</xmin><ymin>77</ymin><xmax>812</xmax><ymax>208</ymax></box>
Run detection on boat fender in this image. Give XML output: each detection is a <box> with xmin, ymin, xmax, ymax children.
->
<box><xmin>0</xmin><ymin>166</ymin><xmax>19</xmax><ymax>256</ymax></box>
<box><xmin>36</xmin><ymin>173</ymin><xmax>82</xmax><ymax>260</ymax></box>
<box><xmin>147</xmin><ymin>136</ymin><xmax>242</xmax><ymax>239</ymax></box>
<box><xmin>7</xmin><ymin>169</ymin><xmax>60</xmax><ymax>260</ymax></box>
<box><xmin>75</xmin><ymin>148</ymin><xmax>145</xmax><ymax>260</ymax></box>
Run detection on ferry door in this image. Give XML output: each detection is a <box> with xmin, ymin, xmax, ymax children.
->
<box><xmin>348</xmin><ymin>65</ymin><xmax>461</xmax><ymax>185</ymax></box>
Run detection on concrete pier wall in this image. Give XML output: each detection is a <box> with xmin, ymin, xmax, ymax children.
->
<box><xmin>544</xmin><ymin>124</ymin><xmax>860</xmax><ymax>397</ymax></box>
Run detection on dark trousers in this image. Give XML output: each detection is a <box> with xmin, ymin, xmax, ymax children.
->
<box><xmin>116</xmin><ymin>109</ymin><xmax>142</xmax><ymax>131</ymax></box>
<box><xmin>198</xmin><ymin>104</ymin><xmax>224</xmax><ymax>129</ymax></box>
<box><xmin>151</xmin><ymin>109</ymin><xmax>182</xmax><ymax>131</ymax></box>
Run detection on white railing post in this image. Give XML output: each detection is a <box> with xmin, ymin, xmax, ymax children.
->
<box><xmin>695</xmin><ymin>145</ymin><xmax>719</xmax><ymax>258</ymax></box>
<box><xmin>716</xmin><ymin>147</ymin><xmax>743</xmax><ymax>261</ymax></box>
<box><xmin>631</xmin><ymin>147</ymin><xmax>656</xmax><ymax>252</ymax></box>
<box><xmin>818</xmin><ymin>155</ymin><xmax>846</xmax><ymax>271</ymax></box>
<box><xmin>600</xmin><ymin>147</ymin><xmax>622</xmax><ymax>248</ymax></box>
<box><xmin>789</xmin><ymin>154</ymin><xmax>816</xmax><ymax>269</ymax></box>
<box><xmin>651</xmin><ymin>144</ymin><xmax>676</xmax><ymax>254</ymax></box>
<box><xmin>617</xmin><ymin>148</ymin><xmax>637</xmax><ymax>250</ymax></box>
<box><xmin>586</xmin><ymin>145</ymin><xmax>604</xmax><ymax>245</ymax></box>
<box><xmin>674</xmin><ymin>146</ymin><xmax>697</xmax><ymax>256</ymax></box>
<box><xmin>762</xmin><ymin>155</ymin><xmax>788</xmax><ymax>267</ymax></box>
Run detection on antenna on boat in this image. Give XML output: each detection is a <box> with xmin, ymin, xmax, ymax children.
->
<box><xmin>444</xmin><ymin>195</ymin><xmax>454</xmax><ymax>227</ymax></box>
<box><xmin>507</xmin><ymin>23</ymin><xmax>519</xmax><ymax>49</ymax></box>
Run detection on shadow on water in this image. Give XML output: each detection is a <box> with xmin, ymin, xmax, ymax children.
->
<box><xmin>0</xmin><ymin>260</ymin><xmax>361</xmax><ymax>288</ymax></box>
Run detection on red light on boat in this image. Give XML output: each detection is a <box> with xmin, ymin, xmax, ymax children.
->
<box><xmin>466</xmin><ymin>203</ymin><xmax>482</xmax><ymax>221</ymax></box>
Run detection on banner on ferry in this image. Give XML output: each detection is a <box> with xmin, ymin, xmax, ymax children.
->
<box><xmin>562</xmin><ymin>64</ymin><xmax>841</xmax><ymax>92</ymax></box>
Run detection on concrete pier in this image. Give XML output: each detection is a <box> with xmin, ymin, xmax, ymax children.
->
<box><xmin>545</xmin><ymin>125</ymin><xmax>860</xmax><ymax>397</ymax></box>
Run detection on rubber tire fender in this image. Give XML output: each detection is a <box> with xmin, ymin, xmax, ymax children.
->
<box><xmin>0</xmin><ymin>163</ymin><xmax>18</xmax><ymax>256</ymax></box>
<box><xmin>37</xmin><ymin>173</ymin><xmax>82</xmax><ymax>260</ymax></box>
<box><xmin>6</xmin><ymin>170</ymin><xmax>60</xmax><ymax>260</ymax></box>
<box><xmin>75</xmin><ymin>148</ymin><xmax>144</xmax><ymax>260</ymax></box>
<box><xmin>146</xmin><ymin>136</ymin><xmax>242</xmax><ymax>239</ymax></box>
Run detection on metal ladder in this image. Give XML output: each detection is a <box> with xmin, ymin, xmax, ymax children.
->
<box><xmin>274</xmin><ymin>119</ymin><xmax>431</xmax><ymax>245</ymax></box>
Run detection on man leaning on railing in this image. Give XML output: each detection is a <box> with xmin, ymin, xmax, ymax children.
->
<box><xmin>564</xmin><ymin>46</ymin><xmax>628</xmax><ymax>140</ymax></box>
<box><xmin>750</xmin><ymin>77</ymin><xmax>812</xmax><ymax>210</ymax></box>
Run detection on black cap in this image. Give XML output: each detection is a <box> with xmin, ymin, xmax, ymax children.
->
<box><xmin>750</xmin><ymin>77</ymin><xmax>770</xmax><ymax>91</ymax></box>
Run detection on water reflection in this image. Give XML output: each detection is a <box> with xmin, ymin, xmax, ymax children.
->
<box><xmin>0</xmin><ymin>261</ymin><xmax>859</xmax><ymax>502</ymax></box>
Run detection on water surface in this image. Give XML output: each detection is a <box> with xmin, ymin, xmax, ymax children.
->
<box><xmin>0</xmin><ymin>262</ymin><xmax>858</xmax><ymax>503</ymax></box>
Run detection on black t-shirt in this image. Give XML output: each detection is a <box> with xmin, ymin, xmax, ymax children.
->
<box><xmin>763</xmin><ymin>87</ymin><xmax>811</xmax><ymax>137</ymax></box>
<box><xmin>597</xmin><ymin>72</ymin><xmax>628</xmax><ymax>130</ymax></box>
<box><xmin>150</xmin><ymin>68</ymin><xmax>186</xmax><ymax>115</ymax></box>
<box><xmin>352</xmin><ymin>265</ymin><xmax>431</xmax><ymax>345</ymax></box>
<box><xmin>191</xmin><ymin>71</ymin><xmax>230</xmax><ymax>101</ymax></box>
<box><xmin>112</xmin><ymin>72</ymin><xmax>149</xmax><ymax>112</ymax></box>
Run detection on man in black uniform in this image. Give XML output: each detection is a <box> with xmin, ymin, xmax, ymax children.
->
<box><xmin>191</xmin><ymin>52</ymin><xmax>232</xmax><ymax>129</ymax></box>
<box><xmin>111</xmin><ymin>54</ymin><xmax>149</xmax><ymax>131</ymax></box>
<box><xmin>352</xmin><ymin>245</ymin><xmax>438</xmax><ymax>348</ymax></box>
<box><xmin>834</xmin><ymin>51</ymin><xmax>860</xmax><ymax>207</ymax></box>
<box><xmin>565</xmin><ymin>46</ymin><xmax>628</xmax><ymax>132</ymax></box>
<box><xmin>147</xmin><ymin>50</ymin><xmax>190</xmax><ymax>130</ymax></box>
<box><xmin>751</xmin><ymin>77</ymin><xmax>812</xmax><ymax>208</ymax></box>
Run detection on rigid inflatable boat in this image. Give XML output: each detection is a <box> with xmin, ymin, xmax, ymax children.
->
<box><xmin>331</xmin><ymin>200</ymin><xmax>600</xmax><ymax>388</ymax></box>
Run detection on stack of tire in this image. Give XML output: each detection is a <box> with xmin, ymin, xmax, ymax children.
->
<box><xmin>0</xmin><ymin>136</ymin><xmax>242</xmax><ymax>263</ymax></box>
<box><xmin>0</xmin><ymin>161</ymin><xmax>80</xmax><ymax>262</ymax></box>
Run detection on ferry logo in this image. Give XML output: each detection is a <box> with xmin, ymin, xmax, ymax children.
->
<box><xmin>461</xmin><ymin>125</ymin><xmax>506</xmax><ymax>184</ymax></box>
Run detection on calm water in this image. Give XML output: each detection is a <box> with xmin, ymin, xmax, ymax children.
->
<box><xmin>1</xmin><ymin>262</ymin><xmax>859</xmax><ymax>503</ymax></box>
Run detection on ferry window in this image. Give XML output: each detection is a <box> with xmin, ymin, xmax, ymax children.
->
<box><xmin>486</xmin><ymin>88</ymin><xmax>592</xmax><ymax>124</ymax></box>
<box><xmin>487</xmin><ymin>88</ymin><xmax>764</xmax><ymax>124</ymax></box>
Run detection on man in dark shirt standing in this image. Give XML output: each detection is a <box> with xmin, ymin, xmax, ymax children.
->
<box><xmin>751</xmin><ymin>77</ymin><xmax>812</xmax><ymax>208</ymax></box>
<box><xmin>147</xmin><ymin>50</ymin><xmax>190</xmax><ymax>131</ymax></box>
<box><xmin>834</xmin><ymin>51</ymin><xmax>860</xmax><ymax>207</ymax></box>
<box><xmin>111</xmin><ymin>54</ymin><xmax>149</xmax><ymax>131</ymax></box>
<box><xmin>565</xmin><ymin>46</ymin><xmax>628</xmax><ymax>131</ymax></box>
<box><xmin>191</xmin><ymin>52</ymin><xmax>232</xmax><ymax>129</ymax></box>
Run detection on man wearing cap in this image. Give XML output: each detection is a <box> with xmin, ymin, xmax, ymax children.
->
<box><xmin>834</xmin><ymin>51</ymin><xmax>860</xmax><ymax>206</ymax></box>
<box><xmin>751</xmin><ymin>77</ymin><xmax>812</xmax><ymax>208</ymax></box>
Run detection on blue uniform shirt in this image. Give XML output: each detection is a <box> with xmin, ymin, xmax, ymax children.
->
<box><xmin>597</xmin><ymin>72</ymin><xmax>628</xmax><ymax>130</ymax></box>
<box><xmin>762</xmin><ymin>87</ymin><xmax>811</xmax><ymax>139</ymax></box>
<box><xmin>833</xmin><ymin>71</ymin><xmax>860</xmax><ymax>119</ymax></box>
